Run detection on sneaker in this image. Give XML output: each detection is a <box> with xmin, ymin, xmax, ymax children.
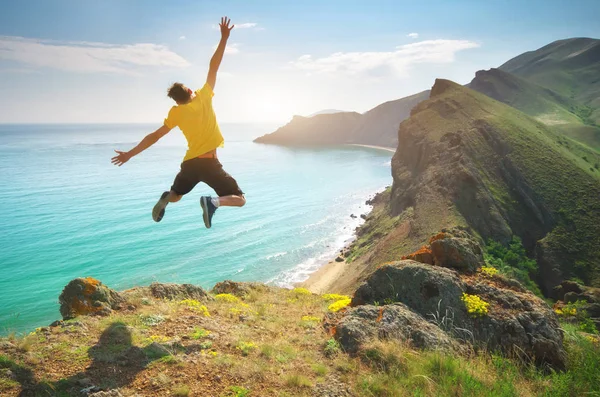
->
<box><xmin>200</xmin><ymin>196</ymin><xmax>218</xmax><ymax>228</ymax></box>
<box><xmin>152</xmin><ymin>191</ymin><xmax>170</xmax><ymax>222</ymax></box>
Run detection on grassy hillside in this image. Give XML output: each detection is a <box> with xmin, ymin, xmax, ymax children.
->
<box><xmin>342</xmin><ymin>79</ymin><xmax>600</xmax><ymax>294</ymax></box>
<box><xmin>499</xmin><ymin>38</ymin><xmax>600</xmax><ymax>124</ymax></box>
<box><xmin>469</xmin><ymin>68</ymin><xmax>600</xmax><ymax>151</ymax></box>
<box><xmin>1</xmin><ymin>283</ymin><xmax>599</xmax><ymax>397</ymax></box>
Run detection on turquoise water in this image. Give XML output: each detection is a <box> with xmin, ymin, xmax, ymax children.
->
<box><xmin>0</xmin><ymin>123</ymin><xmax>392</xmax><ymax>334</ymax></box>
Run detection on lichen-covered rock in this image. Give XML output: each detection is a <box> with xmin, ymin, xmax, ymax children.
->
<box><xmin>352</xmin><ymin>260</ymin><xmax>466</xmax><ymax>313</ymax></box>
<box><xmin>401</xmin><ymin>246</ymin><xmax>434</xmax><ymax>265</ymax></box>
<box><xmin>211</xmin><ymin>280</ymin><xmax>274</xmax><ymax>298</ymax></box>
<box><xmin>349</xmin><ymin>261</ymin><xmax>566</xmax><ymax>369</ymax></box>
<box><xmin>149</xmin><ymin>282</ymin><xmax>212</xmax><ymax>301</ymax></box>
<box><xmin>59</xmin><ymin>277</ymin><xmax>125</xmax><ymax>319</ymax></box>
<box><xmin>430</xmin><ymin>228</ymin><xmax>484</xmax><ymax>273</ymax></box>
<box><xmin>335</xmin><ymin>304</ymin><xmax>457</xmax><ymax>353</ymax></box>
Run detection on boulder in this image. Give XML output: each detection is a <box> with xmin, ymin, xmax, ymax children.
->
<box><xmin>335</xmin><ymin>304</ymin><xmax>457</xmax><ymax>353</ymax></box>
<box><xmin>551</xmin><ymin>280</ymin><xmax>584</xmax><ymax>301</ymax></box>
<box><xmin>429</xmin><ymin>229</ymin><xmax>484</xmax><ymax>273</ymax></box>
<box><xmin>211</xmin><ymin>280</ymin><xmax>273</xmax><ymax>298</ymax></box>
<box><xmin>59</xmin><ymin>278</ymin><xmax>125</xmax><ymax>319</ymax></box>
<box><xmin>349</xmin><ymin>261</ymin><xmax>566</xmax><ymax>369</ymax></box>
<box><xmin>150</xmin><ymin>282</ymin><xmax>212</xmax><ymax>301</ymax></box>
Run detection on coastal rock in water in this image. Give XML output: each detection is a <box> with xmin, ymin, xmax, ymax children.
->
<box><xmin>211</xmin><ymin>280</ymin><xmax>273</xmax><ymax>298</ymax></box>
<box><xmin>150</xmin><ymin>282</ymin><xmax>212</xmax><ymax>301</ymax></box>
<box><xmin>335</xmin><ymin>256</ymin><xmax>345</xmax><ymax>262</ymax></box>
<box><xmin>350</xmin><ymin>261</ymin><xmax>566</xmax><ymax>369</ymax></box>
<box><xmin>335</xmin><ymin>304</ymin><xmax>457</xmax><ymax>353</ymax></box>
<box><xmin>59</xmin><ymin>278</ymin><xmax>125</xmax><ymax>319</ymax></box>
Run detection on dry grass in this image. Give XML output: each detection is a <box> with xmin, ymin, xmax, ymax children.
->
<box><xmin>0</xmin><ymin>285</ymin><xmax>598</xmax><ymax>396</ymax></box>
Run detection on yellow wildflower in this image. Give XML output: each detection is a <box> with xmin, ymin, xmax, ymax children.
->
<box><xmin>328</xmin><ymin>298</ymin><xmax>351</xmax><ymax>312</ymax></box>
<box><xmin>480</xmin><ymin>266</ymin><xmax>499</xmax><ymax>277</ymax></box>
<box><xmin>215</xmin><ymin>293</ymin><xmax>241</xmax><ymax>303</ymax></box>
<box><xmin>461</xmin><ymin>293</ymin><xmax>489</xmax><ymax>317</ymax></box>
<box><xmin>322</xmin><ymin>294</ymin><xmax>350</xmax><ymax>301</ymax></box>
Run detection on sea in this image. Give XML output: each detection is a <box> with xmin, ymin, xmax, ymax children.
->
<box><xmin>0</xmin><ymin>123</ymin><xmax>393</xmax><ymax>335</ymax></box>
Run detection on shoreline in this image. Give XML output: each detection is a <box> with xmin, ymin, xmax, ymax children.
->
<box><xmin>346</xmin><ymin>144</ymin><xmax>396</xmax><ymax>153</ymax></box>
<box><xmin>297</xmin><ymin>190</ymin><xmax>382</xmax><ymax>294</ymax></box>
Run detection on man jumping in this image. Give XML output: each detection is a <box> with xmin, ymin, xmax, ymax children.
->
<box><xmin>111</xmin><ymin>17</ymin><xmax>245</xmax><ymax>228</ymax></box>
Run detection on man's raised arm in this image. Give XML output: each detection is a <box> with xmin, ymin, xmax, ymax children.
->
<box><xmin>206</xmin><ymin>16</ymin><xmax>234</xmax><ymax>90</ymax></box>
<box><xmin>111</xmin><ymin>125</ymin><xmax>171</xmax><ymax>167</ymax></box>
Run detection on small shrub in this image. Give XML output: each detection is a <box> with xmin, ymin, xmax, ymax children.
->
<box><xmin>579</xmin><ymin>317</ymin><xmax>598</xmax><ymax>334</ymax></box>
<box><xmin>328</xmin><ymin>299</ymin><xmax>351</xmax><ymax>312</ymax></box>
<box><xmin>291</xmin><ymin>288</ymin><xmax>312</xmax><ymax>297</ymax></box>
<box><xmin>301</xmin><ymin>316</ymin><xmax>321</xmax><ymax>322</ymax></box>
<box><xmin>322</xmin><ymin>294</ymin><xmax>350</xmax><ymax>301</ymax></box>
<box><xmin>140</xmin><ymin>314</ymin><xmax>165</xmax><ymax>327</ymax></box>
<box><xmin>324</xmin><ymin>338</ymin><xmax>341</xmax><ymax>357</ymax></box>
<box><xmin>285</xmin><ymin>373</ymin><xmax>312</xmax><ymax>388</ymax></box>
<box><xmin>179</xmin><ymin>299</ymin><xmax>210</xmax><ymax>316</ymax></box>
<box><xmin>199</xmin><ymin>341</ymin><xmax>213</xmax><ymax>350</ymax></box>
<box><xmin>191</xmin><ymin>327</ymin><xmax>210</xmax><ymax>339</ymax></box>
<box><xmin>260</xmin><ymin>344</ymin><xmax>275</xmax><ymax>359</ymax></box>
<box><xmin>312</xmin><ymin>363</ymin><xmax>328</xmax><ymax>376</ymax></box>
<box><xmin>461</xmin><ymin>293</ymin><xmax>489</xmax><ymax>317</ymax></box>
<box><xmin>236</xmin><ymin>341</ymin><xmax>257</xmax><ymax>356</ymax></box>
<box><xmin>146</xmin><ymin>335</ymin><xmax>170</xmax><ymax>343</ymax></box>
<box><xmin>172</xmin><ymin>384</ymin><xmax>190</xmax><ymax>396</ymax></box>
<box><xmin>480</xmin><ymin>266</ymin><xmax>499</xmax><ymax>277</ymax></box>
<box><xmin>215</xmin><ymin>293</ymin><xmax>241</xmax><ymax>303</ymax></box>
<box><xmin>228</xmin><ymin>385</ymin><xmax>250</xmax><ymax>397</ymax></box>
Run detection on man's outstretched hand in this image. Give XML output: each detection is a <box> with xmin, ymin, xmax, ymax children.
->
<box><xmin>219</xmin><ymin>16</ymin><xmax>234</xmax><ymax>40</ymax></box>
<box><xmin>111</xmin><ymin>150</ymin><xmax>132</xmax><ymax>167</ymax></box>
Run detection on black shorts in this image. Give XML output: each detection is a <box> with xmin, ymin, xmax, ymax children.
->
<box><xmin>171</xmin><ymin>158</ymin><xmax>244</xmax><ymax>197</ymax></box>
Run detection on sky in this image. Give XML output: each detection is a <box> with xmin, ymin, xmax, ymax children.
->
<box><xmin>0</xmin><ymin>0</ymin><xmax>599</xmax><ymax>124</ymax></box>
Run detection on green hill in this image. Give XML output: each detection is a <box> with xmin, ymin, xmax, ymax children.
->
<box><xmin>468</xmin><ymin>68</ymin><xmax>580</xmax><ymax>124</ymax></box>
<box><xmin>254</xmin><ymin>111</ymin><xmax>362</xmax><ymax>146</ymax></box>
<box><xmin>499</xmin><ymin>38</ymin><xmax>600</xmax><ymax>125</ymax></box>
<box><xmin>340</xmin><ymin>79</ymin><xmax>600</xmax><ymax>295</ymax></box>
<box><xmin>254</xmin><ymin>91</ymin><xmax>429</xmax><ymax>148</ymax></box>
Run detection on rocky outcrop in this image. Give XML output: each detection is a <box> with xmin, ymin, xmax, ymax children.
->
<box><xmin>343</xmin><ymin>256</ymin><xmax>566</xmax><ymax>369</ymax></box>
<box><xmin>149</xmin><ymin>282</ymin><xmax>212</xmax><ymax>301</ymax></box>
<box><xmin>334</xmin><ymin>304</ymin><xmax>457</xmax><ymax>354</ymax></box>
<box><xmin>211</xmin><ymin>280</ymin><xmax>273</xmax><ymax>298</ymax></box>
<box><xmin>59</xmin><ymin>278</ymin><xmax>125</xmax><ymax>319</ymax></box>
<box><xmin>402</xmin><ymin>228</ymin><xmax>484</xmax><ymax>273</ymax></box>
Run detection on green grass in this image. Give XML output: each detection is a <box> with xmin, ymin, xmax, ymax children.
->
<box><xmin>485</xmin><ymin>236</ymin><xmax>542</xmax><ymax>296</ymax></box>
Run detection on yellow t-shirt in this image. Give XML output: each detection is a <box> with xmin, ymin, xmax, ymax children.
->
<box><xmin>164</xmin><ymin>83</ymin><xmax>224</xmax><ymax>161</ymax></box>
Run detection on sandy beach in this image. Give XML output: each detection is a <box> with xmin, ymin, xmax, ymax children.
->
<box><xmin>346</xmin><ymin>144</ymin><xmax>396</xmax><ymax>153</ymax></box>
<box><xmin>297</xmin><ymin>257</ymin><xmax>351</xmax><ymax>294</ymax></box>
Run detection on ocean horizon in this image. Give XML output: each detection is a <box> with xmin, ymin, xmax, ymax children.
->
<box><xmin>0</xmin><ymin>122</ymin><xmax>393</xmax><ymax>335</ymax></box>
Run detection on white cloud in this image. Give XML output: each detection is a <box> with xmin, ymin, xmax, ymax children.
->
<box><xmin>213</xmin><ymin>43</ymin><xmax>240</xmax><ymax>54</ymax></box>
<box><xmin>212</xmin><ymin>22</ymin><xmax>262</xmax><ymax>31</ymax></box>
<box><xmin>291</xmin><ymin>39</ymin><xmax>479</xmax><ymax>78</ymax></box>
<box><xmin>179</xmin><ymin>35</ymin><xmax>186</xmax><ymax>40</ymax></box>
<box><xmin>407</xmin><ymin>33</ymin><xmax>419</xmax><ymax>39</ymax></box>
<box><xmin>0</xmin><ymin>36</ymin><xmax>190</xmax><ymax>73</ymax></box>
<box><xmin>236</xmin><ymin>23</ymin><xmax>257</xmax><ymax>29</ymax></box>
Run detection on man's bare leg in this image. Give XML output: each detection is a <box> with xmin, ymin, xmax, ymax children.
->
<box><xmin>153</xmin><ymin>190</ymin><xmax>182</xmax><ymax>222</ymax></box>
<box><xmin>200</xmin><ymin>194</ymin><xmax>246</xmax><ymax>228</ymax></box>
<box><xmin>216</xmin><ymin>194</ymin><xmax>246</xmax><ymax>207</ymax></box>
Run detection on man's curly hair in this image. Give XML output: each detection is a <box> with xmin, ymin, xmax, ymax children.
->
<box><xmin>167</xmin><ymin>83</ymin><xmax>191</xmax><ymax>104</ymax></box>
